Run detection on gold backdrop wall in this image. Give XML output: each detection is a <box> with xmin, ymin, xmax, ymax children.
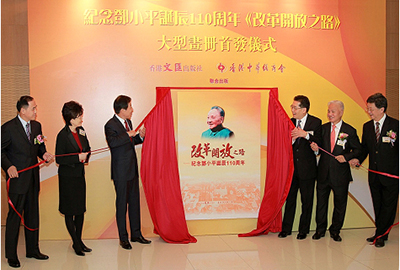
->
<box><xmin>1</xmin><ymin>0</ymin><xmax>398</xmax><ymax>239</ymax></box>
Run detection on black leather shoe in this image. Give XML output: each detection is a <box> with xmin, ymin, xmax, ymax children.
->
<box><xmin>26</xmin><ymin>252</ymin><xmax>49</xmax><ymax>260</ymax></box>
<box><xmin>131</xmin><ymin>236</ymin><xmax>151</xmax><ymax>244</ymax></box>
<box><xmin>7</xmin><ymin>258</ymin><xmax>20</xmax><ymax>268</ymax></box>
<box><xmin>120</xmin><ymin>240</ymin><xmax>132</xmax><ymax>250</ymax></box>
<box><xmin>367</xmin><ymin>235</ymin><xmax>387</xmax><ymax>242</ymax></box>
<box><xmin>375</xmin><ymin>238</ymin><xmax>385</xmax><ymax>248</ymax></box>
<box><xmin>330</xmin><ymin>233</ymin><xmax>342</xmax><ymax>242</ymax></box>
<box><xmin>73</xmin><ymin>244</ymin><xmax>85</xmax><ymax>256</ymax></box>
<box><xmin>278</xmin><ymin>231</ymin><xmax>291</xmax><ymax>238</ymax></box>
<box><xmin>312</xmin><ymin>232</ymin><xmax>325</xmax><ymax>240</ymax></box>
<box><xmin>297</xmin><ymin>233</ymin><xmax>307</xmax><ymax>240</ymax></box>
<box><xmin>74</xmin><ymin>249</ymin><xmax>85</xmax><ymax>256</ymax></box>
<box><xmin>81</xmin><ymin>245</ymin><xmax>92</xmax><ymax>252</ymax></box>
<box><xmin>366</xmin><ymin>236</ymin><xmax>376</xmax><ymax>242</ymax></box>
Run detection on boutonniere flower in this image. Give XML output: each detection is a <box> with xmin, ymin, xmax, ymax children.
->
<box><xmin>338</xmin><ymin>133</ymin><xmax>348</xmax><ymax>142</ymax></box>
<box><xmin>337</xmin><ymin>132</ymin><xmax>348</xmax><ymax>149</ymax></box>
<box><xmin>34</xmin><ymin>134</ymin><xmax>45</xmax><ymax>145</ymax></box>
<box><xmin>79</xmin><ymin>129</ymin><xmax>86</xmax><ymax>136</ymax></box>
<box><xmin>386</xmin><ymin>130</ymin><xmax>397</xmax><ymax>146</ymax></box>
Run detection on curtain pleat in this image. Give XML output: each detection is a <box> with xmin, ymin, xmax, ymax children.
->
<box><xmin>239</xmin><ymin>88</ymin><xmax>294</xmax><ymax>237</ymax></box>
<box><xmin>140</xmin><ymin>88</ymin><xmax>197</xmax><ymax>244</ymax></box>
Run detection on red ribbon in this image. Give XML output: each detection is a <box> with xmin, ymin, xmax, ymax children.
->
<box><xmin>6</xmin><ymin>146</ymin><xmax>109</xmax><ymax>231</ymax></box>
<box><xmin>6</xmin><ymin>160</ymin><xmax>46</xmax><ymax>231</ymax></box>
<box><xmin>371</xmin><ymin>222</ymin><xmax>399</xmax><ymax>245</ymax></box>
<box><xmin>315</xmin><ymin>144</ymin><xmax>399</xmax><ymax>242</ymax></box>
<box><xmin>317</xmin><ymin>145</ymin><xmax>399</xmax><ymax>179</ymax></box>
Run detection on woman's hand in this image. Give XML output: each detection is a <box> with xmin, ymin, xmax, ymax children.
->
<box><xmin>79</xmin><ymin>152</ymin><xmax>88</xmax><ymax>163</ymax></box>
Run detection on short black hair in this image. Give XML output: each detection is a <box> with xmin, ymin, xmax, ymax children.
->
<box><xmin>16</xmin><ymin>96</ymin><xmax>34</xmax><ymax>112</ymax></box>
<box><xmin>367</xmin><ymin>93</ymin><xmax>387</xmax><ymax>112</ymax></box>
<box><xmin>294</xmin><ymin>95</ymin><xmax>310</xmax><ymax>112</ymax></box>
<box><xmin>114</xmin><ymin>95</ymin><xmax>131</xmax><ymax>114</ymax></box>
<box><xmin>62</xmin><ymin>101</ymin><xmax>83</xmax><ymax>126</ymax></box>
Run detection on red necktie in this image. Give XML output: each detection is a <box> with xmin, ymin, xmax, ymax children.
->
<box><xmin>330</xmin><ymin>124</ymin><xmax>336</xmax><ymax>153</ymax></box>
<box><xmin>125</xmin><ymin>120</ymin><xmax>132</xmax><ymax>142</ymax></box>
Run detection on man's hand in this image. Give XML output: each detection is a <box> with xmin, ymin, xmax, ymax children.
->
<box><xmin>310</xmin><ymin>142</ymin><xmax>319</xmax><ymax>152</ymax></box>
<box><xmin>43</xmin><ymin>152</ymin><xmax>54</xmax><ymax>162</ymax></box>
<box><xmin>139</xmin><ymin>127</ymin><xmax>146</xmax><ymax>138</ymax></box>
<box><xmin>127</xmin><ymin>127</ymin><xmax>145</xmax><ymax>139</ymax></box>
<box><xmin>335</xmin><ymin>155</ymin><xmax>346</xmax><ymax>163</ymax></box>
<box><xmin>127</xmin><ymin>130</ymin><xmax>136</xmax><ymax>137</ymax></box>
<box><xmin>291</xmin><ymin>127</ymin><xmax>307</xmax><ymax>140</ymax></box>
<box><xmin>7</xmin><ymin>166</ymin><xmax>18</xmax><ymax>178</ymax></box>
<box><xmin>349</xmin><ymin>158</ymin><xmax>360</xmax><ymax>168</ymax></box>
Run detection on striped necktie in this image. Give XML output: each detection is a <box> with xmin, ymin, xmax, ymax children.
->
<box><xmin>26</xmin><ymin>122</ymin><xmax>31</xmax><ymax>141</ymax></box>
<box><xmin>296</xmin><ymin>120</ymin><xmax>301</xmax><ymax>144</ymax></box>
<box><xmin>375</xmin><ymin>122</ymin><xmax>380</xmax><ymax>143</ymax></box>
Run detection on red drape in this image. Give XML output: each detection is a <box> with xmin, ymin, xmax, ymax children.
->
<box><xmin>140</xmin><ymin>88</ymin><xmax>197</xmax><ymax>244</ymax></box>
<box><xmin>239</xmin><ymin>88</ymin><xmax>295</xmax><ymax>237</ymax></box>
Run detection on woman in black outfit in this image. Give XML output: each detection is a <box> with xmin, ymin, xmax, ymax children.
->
<box><xmin>56</xmin><ymin>101</ymin><xmax>91</xmax><ymax>256</ymax></box>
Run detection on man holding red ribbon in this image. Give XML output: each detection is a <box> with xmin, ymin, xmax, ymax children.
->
<box><xmin>310</xmin><ymin>100</ymin><xmax>362</xmax><ymax>242</ymax></box>
<box><xmin>1</xmin><ymin>96</ymin><xmax>54</xmax><ymax>268</ymax></box>
<box><xmin>349</xmin><ymin>93</ymin><xmax>399</xmax><ymax>248</ymax></box>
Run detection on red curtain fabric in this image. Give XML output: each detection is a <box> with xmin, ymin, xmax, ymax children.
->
<box><xmin>140</xmin><ymin>88</ymin><xmax>197</xmax><ymax>244</ymax></box>
<box><xmin>239</xmin><ymin>88</ymin><xmax>295</xmax><ymax>237</ymax></box>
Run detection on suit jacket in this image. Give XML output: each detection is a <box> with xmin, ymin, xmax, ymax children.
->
<box><xmin>292</xmin><ymin>114</ymin><xmax>322</xmax><ymax>180</ymax></box>
<box><xmin>104</xmin><ymin>115</ymin><xmax>143</xmax><ymax>182</ymax></box>
<box><xmin>358</xmin><ymin>116</ymin><xmax>399</xmax><ymax>184</ymax></box>
<box><xmin>317</xmin><ymin>121</ymin><xmax>362</xmax><ymax>186</ymax></box>
<box><xmin>1</xmin><ymin>116</ymin><xmax>47</xmax><ymax>194</ymax></box>
<box><xmin>56</xmin><ymin>125</ymin><xmax>91</xmax><ymax>177</ymax></box>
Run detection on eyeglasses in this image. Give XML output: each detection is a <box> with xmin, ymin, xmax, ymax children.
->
<box><xmin>365</xmin><ymin>107</ymin><xmax>377</xmax><ymax>112</ymax></box>
<box><xmin>290</xmin><ymin>106</ymin><xmax>302</xmax><ymax>110</ymax></box>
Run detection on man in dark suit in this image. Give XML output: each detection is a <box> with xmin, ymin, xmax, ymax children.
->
<box><xmin>105</xmin><ymin>95</ymin><xmax>151</xmax><ymax>250</ymax></box>
<box><xmin>310</xmin><ymin>100</ymin><xmax>361</xmax><ymax>242</ymax></box>
<box><xmin>349</xmin><ymin>93</ymin><xmax>399</xmax><ymax>248</ymax></box>
<box><xmin>1</xmin><ymin>96</ymin><xmax>53</xmax><ymax>268</ymax></box>
<box><xmin>278</xmin><ymin>95</ymin><xmax>322</xmax><ymax>240</ymax></box>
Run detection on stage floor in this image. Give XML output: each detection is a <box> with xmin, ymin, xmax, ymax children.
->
<box><xmin>1</xmin><ymin>226</ymin><xmax>398</xmax><ymax>269</ymax></box>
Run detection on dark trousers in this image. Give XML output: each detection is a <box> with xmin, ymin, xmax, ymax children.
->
<box><xmin>282</xmin><ymin>175</ymin><xmax>315</xmax><ymax>234</ymax></box>
<box><xmin>315</xmin><ymin>180</ymin><xmax>349</xmax><ymax>235</ymax></box>
<box><xmin>113</xmin><ymin>179</ymin><xmax>142</xmax><ymax>241</ymax></box>
<box><xmin>5</xmin><ymin>182</ymin><xmax>40</xmax><ymax>260</ymax></box>
<box><xmin>369</xmin><ymin>175</ymin><xmax>399</xmax><ymax>239</ymax></box>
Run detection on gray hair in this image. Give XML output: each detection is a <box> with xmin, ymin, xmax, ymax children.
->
<box><xmin>210</xmin><ymin>106</ymin><xmax>225</xmax><ymax>117</ymax></box>
<box><xmin>328</xmin><ymin>100</ymin><xmax>344</xmax><ymax>111</ymax></box>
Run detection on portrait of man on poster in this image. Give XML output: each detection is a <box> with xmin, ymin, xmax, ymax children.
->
<box><xmin>201</xmin><ymin>106</ymin><xmax>234</xmax><ymax>139</ymax></box>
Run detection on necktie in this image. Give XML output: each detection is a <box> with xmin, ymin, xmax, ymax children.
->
<box><xmin>125</xmin><ymin>120</ymin><xmax>132</xmax><ymax>142</ymax></box>
<box><xmin>330</xmin><ymin>124</ymin><xmax>336</xmax><ymax>153</ymax></box>
<box><xmin>375</xmin><ymin>122</ymin><xmax>380</xmax><ymax>143</ymax></box>
<box><xmin>296</xmin><ymin>120</ymin><xmax>301</xmax><ymax>144</ymax></box>
<box><xmin>26</xmin><ymin>122</ymin><xmax>31</xmax><ymax>141</ymax></box>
